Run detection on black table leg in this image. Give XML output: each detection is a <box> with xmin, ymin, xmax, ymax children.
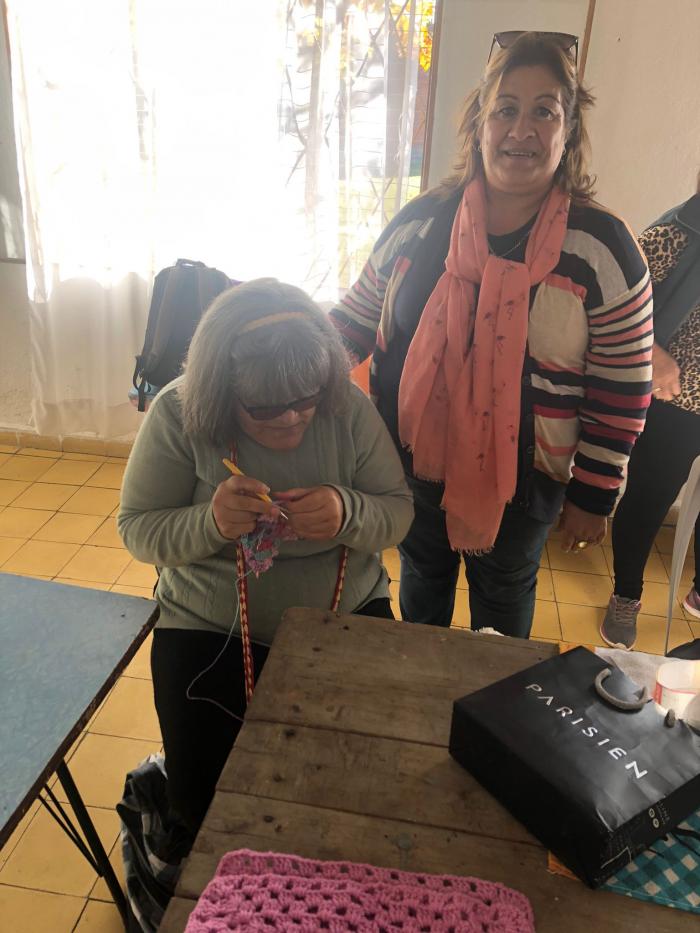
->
<box><xmin>55</xmin><ymin>760</ymin><xmax>132</xmax><ymax>929</ymax></box>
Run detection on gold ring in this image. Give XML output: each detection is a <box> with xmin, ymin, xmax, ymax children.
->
<box><xmin>575</xmin><ymin>540</ymin><xmax>588</xmax><ymax>550</ymax></box>
<box><xmin>652</xmin><ymin>387</ymin><xmax>661</xmax><ymax>394</ymax></box>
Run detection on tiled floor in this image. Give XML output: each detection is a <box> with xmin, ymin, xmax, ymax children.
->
<box><xmin>0</xmin><ymin>441</ymin><xmax>697</xmax><ymax>931</ymax></box>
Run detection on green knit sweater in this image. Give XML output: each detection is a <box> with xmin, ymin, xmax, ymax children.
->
<box><xmin>118</xmin><ymin>379</ymin><xmax>413</xmax><ymax>644</ymax></box>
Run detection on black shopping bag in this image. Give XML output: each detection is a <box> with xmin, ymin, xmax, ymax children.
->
<box><xmin>449</xmin><ymin>647</ymin><xmax>700</xmax><ymax>887</ymax></box>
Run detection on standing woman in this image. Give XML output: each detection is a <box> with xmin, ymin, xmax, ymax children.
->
<box><xmin>602</xmin><ymin>178</ymin><xmax>700</xmax><ymax>649</ymax></box>
<box><xmin>330</xmin><ymin>31</ymin><xmax>653</xmax><ymax>637</ymax></box>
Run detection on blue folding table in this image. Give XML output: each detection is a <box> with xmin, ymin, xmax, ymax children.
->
<box><xmin>0</xmin><ymin>573</ymin><xmax>158</xmax><ymax>927</ymax></box>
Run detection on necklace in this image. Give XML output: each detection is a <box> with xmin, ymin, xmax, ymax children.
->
<box><xmin>488</xmin><ymin>224</ymin><xmax>533</xmax><ymax>259</ymax></box>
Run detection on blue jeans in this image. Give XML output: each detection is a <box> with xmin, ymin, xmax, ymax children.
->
<box><xmin>398</xmin><ymin>477</ymin><xmax>552</xmax><ymax>638</ymax></box>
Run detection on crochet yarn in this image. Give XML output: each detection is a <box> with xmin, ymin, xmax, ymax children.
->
<box><xmin>185</xmin><ymin>849</ymin><xmax>535</xmax><ymax>932</ymax></box>
<box><xmin>239</xmin><ymin>508</ymin><xmax>298</xmax><ymax>576</ymax></box>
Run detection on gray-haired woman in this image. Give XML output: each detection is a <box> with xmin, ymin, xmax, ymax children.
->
<box><xmin>118</xmin><ymin>278</ymin><xmax>413</xmax><ymax>836</ymax></box>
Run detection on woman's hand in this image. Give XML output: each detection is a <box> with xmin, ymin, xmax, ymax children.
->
<box><xmin>559</xmin><ymin>501</ymin><xmax>607</xmax><ymax>553</ymax></box>
<box><xmin>276</xmin><ymin>486</ymin><xmax>344</xmax><ymax>540</ymax></box>
<box><xmin>652</xmin><ymin>342</ymin><xmax>681</xmax><ymax>402</ymax></box>
<box><xmin>211</xmin><ymin>475</ymin><xmax>278</xmax><ymax>540</ymax></box>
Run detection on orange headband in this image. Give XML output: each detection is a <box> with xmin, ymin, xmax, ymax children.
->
<box><xmin>239</xmin><ymin>311</ymin><xmax>307</xmax><ymax>335</ymax></box>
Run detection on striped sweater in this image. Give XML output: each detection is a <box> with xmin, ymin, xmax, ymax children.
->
<box><xmin>330</xmin><ymin>187</ymin><xmax>653</xmax><ymax>518</ymax></box>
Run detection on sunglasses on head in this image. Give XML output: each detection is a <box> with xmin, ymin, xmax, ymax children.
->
<box><xmin>241</xmin><ymin>390</ymin><xmax>325</xmax><ymax>422</ymax></box>
<box><xmin>488</xmin><ymin>31</ymin><xmax>579</xmax><ymax>65</ymax></box>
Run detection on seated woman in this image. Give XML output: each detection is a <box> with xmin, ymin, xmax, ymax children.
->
<box><xmin>118</xmin><ymin>278</ymin><xmax>413</xmax><ymax>836</ymax></box>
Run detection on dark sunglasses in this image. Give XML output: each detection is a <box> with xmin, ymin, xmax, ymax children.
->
<box><xmin>241</xmin><ymin>390</ymin><xmax>325</xmax><ymax>422</ymax></box>
<box><xmin>488</xmin><ymin>31</ymin><xmax>578</xmax><ymax>65</ymax></box>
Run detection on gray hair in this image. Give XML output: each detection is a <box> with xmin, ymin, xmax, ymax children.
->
<box><xmin>180</xmin><ymin>278</ymin><xmax>351</xmax><ymax>444</ymax></box>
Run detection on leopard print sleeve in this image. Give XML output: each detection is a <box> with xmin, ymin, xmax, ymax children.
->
<box><xmin>638</xmin><ymin>223</ymin><xmax>689</xmax><ymax>286</ymax></box>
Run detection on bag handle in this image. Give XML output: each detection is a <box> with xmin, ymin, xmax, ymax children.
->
<box><xmin>594</xmin><ymin>667</ymin><xmax>649</xmax><ymax>711</ymax></box>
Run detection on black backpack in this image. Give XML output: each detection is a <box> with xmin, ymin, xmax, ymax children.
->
<box><xmin>132</xmin><ymin>259</ymin><xmax>236</xmax><ymax>410</ymax></box>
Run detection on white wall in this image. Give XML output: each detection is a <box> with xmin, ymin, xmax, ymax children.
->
<box><xmin>427</xmin><ymin>0</ymin><xmax>700</xmax><ymax>232</ymax></box>
<box><xmin>584</xmin><ymin>0</ymin><xmax>700</xmax><ymax>230</ymax></box>
<box><xmin>427</xmin><ymin>0</ymin><xmax>589</xmax><ymax>187</ymax></box>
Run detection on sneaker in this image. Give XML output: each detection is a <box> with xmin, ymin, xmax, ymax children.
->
<box><xmin>683</xmin><ymin>587</ymin><xmax>700</xmax><ymax>619</ymax></box>
<box><xmin>600</xmin><ymin>594</ymin><xmax>640</xmax><ymax>650</ymax></box>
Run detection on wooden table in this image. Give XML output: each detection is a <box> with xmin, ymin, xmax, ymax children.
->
<box><xmin>161</xmin><ymin>608</ymin><xmax>696</xmax><ymax>932</ymax></box>
<box><xmin>0</xmin><ymin>573</ymin><xmax>158</xmax><ymax>928</ymax></box>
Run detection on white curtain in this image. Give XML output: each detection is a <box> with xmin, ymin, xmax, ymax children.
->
<box><xmin>6</xmin><ymin>0</ymin><xmax>430</xmax><ymax>438</ymax></box>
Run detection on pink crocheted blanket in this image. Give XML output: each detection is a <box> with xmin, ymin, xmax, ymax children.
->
<box><xmin>184</xmin><ymin>849</ymin><xmax>535</xmax><ymax>932</ymax></box>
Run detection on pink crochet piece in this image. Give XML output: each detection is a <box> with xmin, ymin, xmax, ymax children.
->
<box><xmin>240</xmin><ymin>508</ymin><xmax>298</xmax><ymax>576</ymax></box>
<box><xmin>185</xmin><ymin>849</ymin><xmax>535</xmax><ymax>932</ymax></box>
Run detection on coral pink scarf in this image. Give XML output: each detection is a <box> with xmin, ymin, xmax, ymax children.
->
<box><xmin>398</xmin><ymin>177</ymin><xmax>570</xmax><ymax>552</ymax></box>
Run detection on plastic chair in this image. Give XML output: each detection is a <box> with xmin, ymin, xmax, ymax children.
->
<box><xmin>664</xmin><ymin>455</ymin><xmax>700</xmax><ymax>655</ymax></box>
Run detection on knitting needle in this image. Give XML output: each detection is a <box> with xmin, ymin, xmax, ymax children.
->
<box><xmin>222</xmin><ymin>458</ymin><xmax>288</xmax><ymax>520</ymax></box>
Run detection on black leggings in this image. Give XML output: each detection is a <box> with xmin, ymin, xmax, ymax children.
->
<box><xmin>151</xmin><ymin>597</ymin><xmax>393</xmax><ymax>837</ymax></box>
<box><xmin>613</xmin><ymin>400</ymin><xmax>700</xmax><ymax>600</ymax></box>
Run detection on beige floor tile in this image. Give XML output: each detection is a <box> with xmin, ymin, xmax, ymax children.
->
<box><xmin>62</xmin><ymin>438</ymin><xmax>107</xmax><ymax>456</ymax></box>
<box><xmin>602</xmin><ymin>546</ymin><xmax>668</xmax><ymax>584</ymax></box>
<box><xmin>39</xmin><ymin>459</ymin><xmax>102</xmax><ymax>485</ymax></box>
<box><xmin>558</xmin><ymin>603</ymin><xmax>607</xmax><ymax>647</ymax></box>
<box><xmin>2</xmin><ymin>540</ymin><xmax>81</xmax><ymax>577</ymax></box>
<box><xmin>89</xmin><ymin>838</ymin><xmax>125</xmax><ymax>902</ymax></box>
<box><xmin>89</xmin><ymin>676</ymin><xmax>160</xmax><ymax>742</ymax></box>
<box><xmin>61</xmin><ymin>453</ymin><xmax>108</xmax><ymax>463</ymax></box>
<box><xmin>86</xmin><ymin>516</ymin><xmax>124</xmax><ymax>549</ymax></box>
<box><xmin>637</xmin><ymin>580</ymin><xmax>686</xmax><ymax>619</ymax></box>
<box><xmin>12</xmin><ymin>482</ymin><xmax>81</xmax><ymax>511</ymax></box>
<box><xmin>0</xmin><ymin>443</ymin><xmax>19</xmax><ymax>453</ymax></box>
<box><xmin>115</xmin><ymin>559</ymin><xmax>159</xmax><ymax>588</ymax></box>
<box><xmin>84</xmin><ymin>463</ymin><xmax>125</xmax><ymax>489</ymax></box>
<box><xmin>60</xmin><ymin>487</ymin><xmax>121</xmax><ymax>516</ymax></box>
<box><xmin>531</xmin><ymin>600</ymin><xmax>561</xmax><ymax>640</ymax></box>
<box><xmin>552</xmin><ymin>570</ymin><xmax>613</xmax><ymax>608</ymax></box>
<box><xmin>536</xmin><ymin>567</ymin><xmax>556</xmax><ymax>601</ymax></box>
<box><xmin>17</xmin><ymin>433</ymin><xmax>62</xmax><ymax>451</ymax></box>
<box><xmin>0</xmin><ymin>802</ymin><xmax>40</xmax><ymax>869</ymax></box>
<box><xmin>0</xmin><ymin>536</ymin><xmax>25</xmax><ymax>564</ymax></box>
<box><xmin>124</xmin><ymin>632</ymin><xmax>153</xmax><ymax>679</ymax></box>
<box><xmin>0</xmin><ymin>506</ymin><xmax>54</xmax><ymax>538</ymax></box>
<box><xmin>54</xmin><ymin>578</ymin><xmax>113</xmax><ymax>591</ymax></box>
<box><xmin>0</xmin><ymin>453</ymin><xmax>10</xmax><ymax>466</ymax></box>
<box><xmin>548</xmin><ymin>544</ymin><xmax>609</xmax><ymax>576</ymax></box>
<box><xmin>659</xmin><ymin>553</ymin><xmax>695</xmax><ymax>589</ymax></box>
<box><xmin>3</xmin><ymin>571</ymin><xmax>53</xmax><ymax>581</ymax></box>
<box><xmin>655</xmin><ymin>526</ymin><xmax>691</xmax><ymax>555</ymax></box>
<box><xmin>105</xmin><ymin>441</ymin><xmax>132</xmax><ymax>458</ymax></box>
<box><xmin>457</xmin><ymin>562</ymin><xmax>469</xmax><ymax>591</ymax></box>
<box><xmin>634</xmin><ymin>616</ymin><xmax>693</xmax><ymax>655</ymax></box>
<box><xmin>17</xmin><ymin>447</ymin><xmax>61</xmax><ymax>459</ymax></box>
<box><xmin>0</xmin><ymin>456</ymin><xmax>54</xmax><ymax>482</ymax></box>
<box><xmin>59</xmin><ymin>545</ymin><xmax>132</xmax><ymax>584</ymax></box>
<box><xmin>32</xmin><ymin>512</ymin><xmax>104</xmax><ymax>545</ymax></box>
<box><xmin>110</xmin><ymin>583</ymin><xmax>155</xmax><ymax>598</ymax></box>
<box><xmin>0</xmin><ymin>884</ymin><xmax>85</xmax><ymax>933</ymax></box>
<box><xmin>53</xmin><ymin>733</ymin><xmax>157</xmax><ymax>808</ymax></box>
<box><xmin>452</xmin><ymin>587</ymin><xmax>469</xmax><ymax>626</ymax></box>
<box><xmin>382</xmin><ymin>547</ymin><xmax>400</xmax><ymax>582</ymax></box>
<box><xmin>0</xmin><ymin>803</ymin><xmax>119</xmax><ymax>896</ymax></box>
<box><xmin>688</xmin><ymin>620</ymin><xmax>700</xmax><ymax>638</ymax></box>
<box><xmin>0</xmin><ymin>479</ymin><xmax>30</xmax><ymax>506</ymax></box>
<box><xmin>75</xmin><ymin>898</ymin><xmax>123</xmax><ymax>931</ymax></box>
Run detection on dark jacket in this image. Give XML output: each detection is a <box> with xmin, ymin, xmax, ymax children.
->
<box><xmin>649</xmin><ymin>194</ymin><xmax>700</xmax><ymax>348</ymax></box>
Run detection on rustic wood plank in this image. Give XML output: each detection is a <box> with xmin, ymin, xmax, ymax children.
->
<box><xmin>178</xmin><ymin>794</ymin><xmax>696</xmax><ymax>933</ymax></box>
<box><xmin>219</xmin><ymin>720</ymin><xmax>535</xmax><ymax>844</ymax></box>
<box><xmin>159</xmin><ymin>896</ymin><xmax>196</xmax><ymax>933</ymax></box>
<box><xmin>246</xmin><ymin>610</ymin><xmax>557</xmax><ymax>745</ymax></box>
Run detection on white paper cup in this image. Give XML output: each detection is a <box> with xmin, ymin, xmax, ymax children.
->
<box><xmin>654</xmin><ymin>660</ymin><xmax>700</xmax><ymax>716</ymax></box>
